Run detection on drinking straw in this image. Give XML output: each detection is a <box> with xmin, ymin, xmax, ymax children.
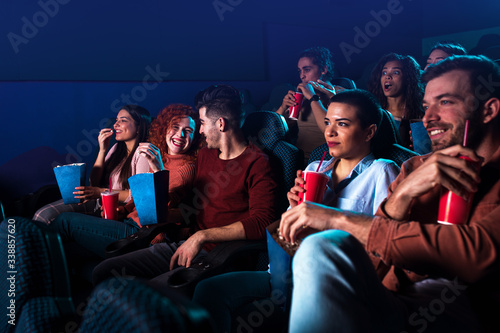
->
<box><xmin>109</xmin><ymin>176</ymin><xmax>112</xmax><ymax>193</ymax></box>
<box><xmin>463</xmin><ymin>120</ymin><xmax>469</xmax><ymax>147</ymax></box>
<box><xmin>315</xmin><ymin>151</ymin><xmax>328</xmax><ymax>172</ymax></box>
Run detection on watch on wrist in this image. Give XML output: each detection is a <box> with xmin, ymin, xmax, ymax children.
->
<box><xmin>309</xmin><ymin>94</ymin><xmax>320</xmax><ymax>102</ymax></box>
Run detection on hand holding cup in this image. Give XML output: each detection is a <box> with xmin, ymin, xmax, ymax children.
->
<box><xmin>101</xmin><ymin>191</ymin><xmax>119</xmax><ymax>220</ymax></box>
<box><xmin>281</xmin><ymin>90</ymin><xmax>298</xmax><ymax>110</ymax></box>
<box><xmin>297</xmin><ymin>171</ymin><xmax>329</xmax><ymax>204</ymax></box>
<box><xmin>287</xmin><ymin>170</ymin><xmax>306</xmax><ymax>208</ymax></box>
<box><xmin>289</xmin><ymin>92</ymin><xmax>304</xmax><ymax>120</ymax></box>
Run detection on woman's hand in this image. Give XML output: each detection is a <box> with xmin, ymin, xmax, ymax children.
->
<box><xmin>100</xmin><ymin>205</ymin><xmax>127</xmax><ymax>220</ymax></box>
<box><xmin>276</xmin><ymin>90</ymin><xmax>298</xmax><ymax>115</ymax></box>
<box><xmin>73</xmin><ymin>186</ymin><xmax>103</xmax><ymax>202</ymax></box>
<box><xmin>287</xmin><ymin>170</ymin><xmax>305</xmax><ymax>208</ymax></box>
<box><xmin>136</xmin><ymin>143</ymin><xmax>164</xmax><ymax>172</ymax></box>
<box><xmin>296</xmin><ymin>82</ymin><xmax>315</xmax><ymax>100</ymax></box>
<box><xmin>310</xmin><ymin>80</ymin><xmax>347</xmax><ymax>99</ymax></box>
<box><xmin>97</xmin><ymin>128</ymin><xmax>114</xmax><ymax>152</ymax></box>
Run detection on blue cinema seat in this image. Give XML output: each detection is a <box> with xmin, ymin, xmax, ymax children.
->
<box><xmin>79</xmin><ymin>277</ymin><xmax>214</xmax><ymax>333</ymax></box>
<box><xmin>308</xmin><ymin>108</ymin><xmax>418</xmax><ymax>166</ymax></box>
<box><xmin>0</xmin><ymin>217</ymin><xmax>75</xmax><ymax>332</ymax></box>
<box><xmin>242</xmin><ymin>110</ymin><xmax>302</xmax><ymax>214</ymax></box>
<box><xmin>104</xmin><ymin>110</ymin><xmax>302</xmax><ymax>298</ymax></box>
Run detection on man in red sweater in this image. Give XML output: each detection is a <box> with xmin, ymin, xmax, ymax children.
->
<box><xmin>281</xmin><ymin>56</ymin><xmax>500</xmax><ymax>332</ymax></box>
<box><xmin>93</xmin><ymin>85</ymin><xmax>277</xmax><ymax>285</ymax></box>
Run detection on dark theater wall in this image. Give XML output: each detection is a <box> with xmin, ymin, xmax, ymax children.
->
<box><xmin>1</xmin><ymin>0</ymin><xmax>499</xmax><ymax>180</ymax></box>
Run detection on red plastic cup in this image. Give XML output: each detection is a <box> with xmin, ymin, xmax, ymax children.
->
<box><xmin>437</xmin><ymin>156</ymin><xmax>478</xmax><ymax>225</ymax></box>
<box><xmin>289</xmin><ymin>92</ymin><xmax>304</xmax><ymax>120</ymax></box>
<box><xmin>298</xmin><ymin>171</ymin><xmax>329</xmax><ymax>204</ymax></box>
<box><xmin>101</xmin><ymin>191</ymin><xmax>119</xmax><ymax>220</ymax></box>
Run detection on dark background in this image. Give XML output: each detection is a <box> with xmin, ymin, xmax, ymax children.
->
<box><xmin>1</xmin><ymin>0</ymin><xmax>499</xmax><ymax>171</ymax></box>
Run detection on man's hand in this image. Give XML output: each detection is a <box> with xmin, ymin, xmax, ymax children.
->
<box><xmin>170</xmin><ymin>231</ymin><xmax>205</xmax><ymax>270</ymax></box>
<box><xmin>384</xmin><ymin>145</ymin><xmax>482</xmax><ymax>220</ymax></box>
<box><xmin>279</xmin><ymin>202</ymin><xmax>373</xmax><ymax>245</ymax></box>
<box><xmin>279</xmin><ymin>202</ymin><xmax>338</xmax><ymax>244</ymax></box>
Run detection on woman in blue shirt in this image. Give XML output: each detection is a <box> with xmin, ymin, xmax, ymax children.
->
<box><xmin>192</xmin><ymin>89</ymin><xmax>400</xmax><ymax>332</ymax></box>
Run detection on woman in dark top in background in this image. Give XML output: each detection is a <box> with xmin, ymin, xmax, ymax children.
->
<box><xmin>275</xmin><ymin>46</ymin><xmax>345</xmax><ymax>163</ymax></box>
<box><xmin>368</xmin><ymin>52</ymin><xmax>430</xmax><ymax>154</ymax></box>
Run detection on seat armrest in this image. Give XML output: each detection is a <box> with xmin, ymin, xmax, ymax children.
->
<box><xmin>104</xmin><ymin>223</ymin><xmax>183</xmax><ymax>258</ymax></box>
<box><xmin>166</xmin><ymin>239</ymin><xmax>267</xmax><ymax>298</ymax></box>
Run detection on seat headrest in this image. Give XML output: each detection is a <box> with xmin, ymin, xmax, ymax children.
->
<box><xmin>242</xmin><ymin>111</ymin><xmax>288</xmax><ymax>146</ymax></box>
<box><xmin>331</xmin><ymin>77</ymin><xmax>357</xmax><ymax>89</ymax></box>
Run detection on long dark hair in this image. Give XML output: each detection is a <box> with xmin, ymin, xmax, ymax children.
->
<box><xmin>367</xmin><ymin>53</ymin><xmax>424</xmax><ymax>120</ymax></box>
<box><xmin>104</xmin><ymin>105</ymin><xmax>151</xmax><ymax>189</ymax></box>
<box><xmin>428</xmin><ymin>42</ymin><xmax>467</xmax><ymax>57</ymax></box>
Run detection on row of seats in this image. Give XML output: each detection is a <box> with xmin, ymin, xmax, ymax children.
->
<box><xmin>0</xmin><ymin>109</ymin><xmax>418</xmax><ymax>332</ymax></box>
<box><xmin>0</xmin><ymin>217</ymin><xmax>214</xmax><ymax>333</ymax></box>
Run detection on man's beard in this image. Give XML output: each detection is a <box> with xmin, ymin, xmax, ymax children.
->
<box><xmin>205</xmin><ymin>128</ymin><xmax>221</xmax><ymax>149</ymax></box>
<box><xmin>430</xmin><ymin>111</ymin><xmax>482</xmax><ymax>152</ymax></box>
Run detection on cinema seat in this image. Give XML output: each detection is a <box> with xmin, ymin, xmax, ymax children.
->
<box><xmin>308</xmin><ymin>108</ymin><xmax>418</xmax><ymax>166</ymax></box>
<box><xmin>79</xmin><ymin>277</ymin><xmax>214</xmax><ymax>333</ymax></box>
<box><xmin>0</xmin><ymin>217</ymin><xmax>75</xmax><ymax>332</ymax></box>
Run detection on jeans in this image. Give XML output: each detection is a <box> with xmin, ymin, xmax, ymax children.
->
<box><xmin>289</xmin><ymin>230</ymin><xmax>481</xmax><ymax>333</ymax></box>
<box><xmin>50</xmin><ymin>212</ymin><xmax>140</xmax><ymax>258</ymax></box>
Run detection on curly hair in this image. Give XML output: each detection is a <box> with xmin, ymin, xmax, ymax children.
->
<box><xmin>148</xmin><ymin>104</ymin><xmax>203</xmax><ymax>165</ymax></box>
<box><xmin>367</xmin><ymin>53</ymin><xmax>424</xmax><ymax>120</ymax></box>
<box><xmin>299</xmin><ymin>46</ymin><xmax>335</xmax><ymax>82</ymax></box>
